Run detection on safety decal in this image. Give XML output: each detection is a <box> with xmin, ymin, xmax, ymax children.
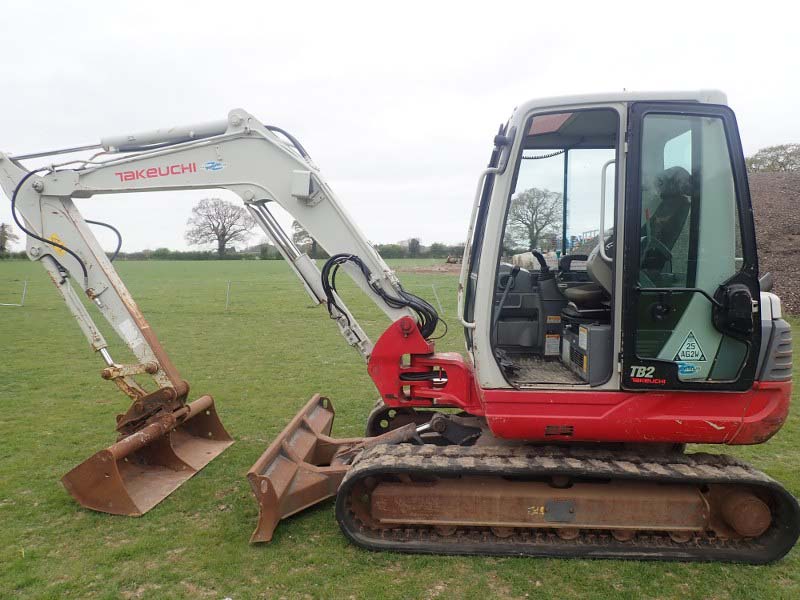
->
<box><xmin>578</xmin><ymin>326</ymin><xmax>588</xmax><ymax>350</ymax></box>
<box><xmin>674</xmin><ymin>331</ymin><xmax>707</xmax><ymax>362</ymax></box>
<box><xmin>545</xmin><ymin>334</ymin><xmax>560</xmax><ymax>356</ymax></box>
<box><xmin>48</xmin><ymin>233</ymin><xmax>66</xmax><ymax>256</ymax></box>
<box><xmin>677</xmin><ymin>361</ymin><xmax>700</xmax><ymax>376</ymax></box>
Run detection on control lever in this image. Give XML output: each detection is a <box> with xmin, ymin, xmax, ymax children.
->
<box><xmin>493</xmin><ymin>266</ymin><xmax>520</xmax><ymax>345</ymax></box>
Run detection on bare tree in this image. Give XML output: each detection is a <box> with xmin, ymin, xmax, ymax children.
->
<box><xmin>0</xmin><ymin>223</ymin><xmax>20</xmax><ymax>253</ymax></box>
<box><xmin>746</xmin><ymin>144</ymin><xmax>800</xmax><ymax>172</ymax></box>
<box><xmin>292</xmin><ymin>220</ymin><xmax>319</xmax><ymax>257</ymax></box>
<box><xmin>504</xmin><ymin>188</ymin><xmax>562</xmax><ymax>251</ymax></box>
<box><xmin>185</xmin><ymin>198</ymin><xmax>255</xmax><ymax>257</ymax></box>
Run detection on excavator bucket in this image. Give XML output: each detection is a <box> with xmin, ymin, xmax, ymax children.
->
<box><xmin>61</xmin><ymin>395</ymin><xmax>233</xmax><ymax>516</ymax></box>
<box><xmin>247</xmin><ymin>394</ymin><xmax>417</xmax><ymax>543</ymax></box>
<box><xmin>247</xmin><ymin>395</ymin><xmax>359</xmax><ymax>542</ymax></box>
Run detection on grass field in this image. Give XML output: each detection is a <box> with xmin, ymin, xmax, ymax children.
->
<box><xmin>1</xmin><ymin>258</ymin><xmax>799</xmax><ymax>599</ymax></box>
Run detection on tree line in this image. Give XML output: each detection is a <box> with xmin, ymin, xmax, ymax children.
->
<box><xmin>0</xmin><ymin>206</ymin><xmax>464</xmax><ymax>261</ymax></box>
<box><xmin>0</xmin><ymin>239</ymin><xmax>465</xmax><ymax>261</ymax></box>
<box><xmin>745</xmin><ymin>144</ymin><xmax>800</xmax><ymax>172</ymax></box>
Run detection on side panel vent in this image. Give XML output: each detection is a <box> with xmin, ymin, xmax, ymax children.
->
<box><xmin>545</xmin><ymin>424</ymin><xmax>575</xmax><ymax>437</ymax></box>
<box><xmin>762</xmin><ymin>319</ymin><xmax>792</xmax><ymax>382</ymax></box>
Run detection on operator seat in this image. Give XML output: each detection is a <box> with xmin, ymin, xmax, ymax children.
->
<box><xmin>562</xmin><ymin>237</ymin><xmax>612</xmax><ymax>309</ymax></box>
<box><xmin>640</xmin><ymin>166</ymin><xmax>692</xmax><ymax>285</ymax></box>
<box><xmin>561</xmin><ymin>166</ymin><xmax>692</xmax><ymax>309</ymax></box>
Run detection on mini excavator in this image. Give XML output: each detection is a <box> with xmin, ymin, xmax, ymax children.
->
<box><xmin>2</xmin><ymin>90</ymin><xmax>796</xmax><ymax>562</ymax></box>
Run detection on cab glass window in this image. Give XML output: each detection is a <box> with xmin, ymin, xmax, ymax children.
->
<box><xmin>634</xmin><ymin>113</ymin><xmax>748</xmax><ymax>381</ymax></box>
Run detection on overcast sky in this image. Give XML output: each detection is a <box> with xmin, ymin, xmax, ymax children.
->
<box><xmin>1</xmin><ymin>1</ymin><xmax>798</xmax><ymax>252</ymax></box>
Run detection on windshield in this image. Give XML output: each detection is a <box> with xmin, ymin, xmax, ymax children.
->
<box><xmin>503</xmin><ymin>109</ymin><xmax>619</xmax><ymax>259</ymax></box>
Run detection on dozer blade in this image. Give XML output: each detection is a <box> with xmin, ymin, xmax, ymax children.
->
<box><xmin>247</xmin><ymin>394</ymin><xmax>417</xmax><ymax>543</ymax></box>
<box><xmin>61</xmin><ymin>395</ymin><xmax>233</xmax><ymax>516</ymax></box>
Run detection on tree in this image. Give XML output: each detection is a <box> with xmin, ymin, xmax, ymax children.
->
<box><xmin>408</xmin><ymin>237</ymin><xmax>421</xmax><ymax>257</ymax></box>
<box><xmin>260</xmin><ymin>243</ymin><xmax>277</xmax><ymax>260</ymax></box>
<box><xmin>185</xmin><ymin>198</ymin><xmax>255</xmax><ymax>257</ymax></box>
<box><xmin>0</xmin><ymin>223</ymin><xmax>20</xmax><ymax>253</ymax></box>
<box><xmin>428</xmin><ymin>242</ymin><xmax>448</xmax><ymax>258</ymax></box>
<box><xmin>746</xmin><ymin>144</ymin><xmax>800</xmax><ymax>172</ymax></box>
<box><xmin>504</xmin><ymin>188</ymin><xmax>562</xmax><ymax>252</ymax></box>
<box><xmin>292</xmin><ymin>220</ymin><xmax>319</xmax><ymax>258</ymax></box>
<box><xmin>375</xmin><ymin>243</ymin><xmax>407</xmax><ymax>259</ymax></box>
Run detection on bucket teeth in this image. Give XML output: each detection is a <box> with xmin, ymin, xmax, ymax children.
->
<box><xmin>61</xmin><ymin>395</ymin><xmax>233</xmax><ymax>516</ymax></box>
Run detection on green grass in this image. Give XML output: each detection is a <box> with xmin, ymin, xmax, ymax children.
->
<box><xmin>1</xmin><ymin>258</ymin><xmax>798</xmax><ymax>599</ymax></box>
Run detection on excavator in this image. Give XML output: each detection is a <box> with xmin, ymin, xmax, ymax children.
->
<box><xmin>2</xmin><ymin>90</ymin><xmax>797</xmax><ymax>563</ymax></box>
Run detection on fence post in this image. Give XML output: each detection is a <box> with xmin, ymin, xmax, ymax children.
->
<box><xmin>0</xmin><ymin>280</ymin><xmax>28</xmax><ymax>307</ymax></box>
<box><xmin>430</xmin><ymin>284</ymin><xmax>444</xmax><ymax>315</ymax></box>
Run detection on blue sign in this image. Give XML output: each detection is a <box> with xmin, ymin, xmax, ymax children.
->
<box><xmin>203</xmin><ymin>160</ymin><xmax>226</xmax><ymax>171</ymax></box>
<box><xmin>677</xmin><ymin>361</ymin><xmax>700</xmax><ymax>376</ymax></box>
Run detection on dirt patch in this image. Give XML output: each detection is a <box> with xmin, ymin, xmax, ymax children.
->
<box><xmin>396</xmin><ymin>263</ymin><xmax>461</xmax><ymax>275</ymax></box>
<box><xmin>425</xmin><ymin>581</ymin><xmax>448</xmax><ymax>599</ymax></box>
<box><xmin>486</xmin><ymin>571</ymin><xmax>527</xmax><ymax>599</ymax></box>
<box><xmin>750</xmin><ymin>172</ymin><xmax>800</xmax><ymax>314</ymax></box>
<box><xmin>181</xmin><ymin>581</ymin><xmax>218</xmax><ymax>598</ymax></box>
<box><xmin>121</xmin><ymin>583</ymin><xmax>162</xmax><ymax>599</ymax></box>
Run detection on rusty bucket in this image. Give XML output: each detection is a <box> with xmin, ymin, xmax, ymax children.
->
<box><xmin>247</xmin><ymin>394</ymin><xmax>418</xmax><ymax>543</ymax></box>
<box><xmin>61</xmin><ymin>395</ymin><xmax>233</xmax><ymax>516</ymax></box>
<box><xmin>247</xmin><ymin>394</ymin><xmax>361</xmax><ymax>542</ymax></box>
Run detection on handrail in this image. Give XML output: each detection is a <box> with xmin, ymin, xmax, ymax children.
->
<box><xmin>457</xmin><ymin>166</ymin><xmax>500</xmax><ymax>329</ymax></box>
<box><xmin>635</xmin><ymin>285</ymin><xmax>722</xmax><ymax>308</ymax></box>
<box><xmin>599</xmin><ymin>159</ymin><xmax>616</xmax><ymax>262</ymax></box>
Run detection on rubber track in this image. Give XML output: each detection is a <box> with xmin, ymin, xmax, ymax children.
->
<box><xmin>335</xmin><ymin>444</ymin><xmax>800</xmax><ymax>563</ymax></box>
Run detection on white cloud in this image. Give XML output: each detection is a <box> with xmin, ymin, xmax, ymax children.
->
<box><xmin>1</xmin><ymin>0</ymin><xmax>798</xmax><ymax>251</ymax></box>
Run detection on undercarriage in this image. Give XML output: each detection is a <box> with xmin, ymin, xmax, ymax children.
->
<box><xmin>248</xmin><ymin>396</ymin><xmax>800</xmax><ymax>563</ymax></box>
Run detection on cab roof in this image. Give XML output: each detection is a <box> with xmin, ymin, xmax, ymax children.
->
<box><xmin>515</xmin><ymin>90</ymin><xmax>727</xmax><ymax>116</ymax></box>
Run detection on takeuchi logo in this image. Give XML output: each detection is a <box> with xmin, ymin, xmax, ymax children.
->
<box><xmin>114</xmin><ymin>162</ymin><xmax>197</xmax><ymax>182</ymax></box>
<box><xmin>203</xmin><ymin>160</ymin><xmax>226</xmax><ymax>171</ymax></box>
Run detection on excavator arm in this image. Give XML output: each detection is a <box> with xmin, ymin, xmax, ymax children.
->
<box><xmin>1</xmin><ymin>108</ymin><xmax>420</xmax><ymax>364</ymax></box>
<box><xmin>0</xmin><ymin>109</ymin><xmax>430</xmax><ymax>517</ymax></box>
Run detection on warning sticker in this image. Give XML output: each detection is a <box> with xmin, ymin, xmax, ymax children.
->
<box><xmin>674</xmin><ymin>331</ymin><xmax>707</xmax><ymax>362</ymax></box>
<box><xmin>578</xmin><ymin>326</ymin><xmax>588</xmax><ymax>350</ymax></box>
<box><xmin>545</xmin><ymin>334</ymin><xmax>560</xmax><ymax>356</ymax></box>
<box><xmin>49</xmin><ymin>233</ymin><xmax>66</xmax><ymax>256</ymax></box>
<box><xmin>546</xmin><ymin>315</ymin><xmax>561</xmax><ymax>324</ymax></box>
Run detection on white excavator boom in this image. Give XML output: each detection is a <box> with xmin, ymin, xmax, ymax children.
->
<box><xmin>0</xmin><ymin>109</ymin><xmax>418</xmax><ymax>370</ymax></box>
<box><xmin>0</xmin><ymin>109</ymin><xmax>419</xmax><ymax>516</ymax></box>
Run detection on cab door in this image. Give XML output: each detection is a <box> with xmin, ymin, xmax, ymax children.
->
<box><xmin>621</xmin><ymin>102</ymin><xmax>760</xmax><ymax>391</ymax></box>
